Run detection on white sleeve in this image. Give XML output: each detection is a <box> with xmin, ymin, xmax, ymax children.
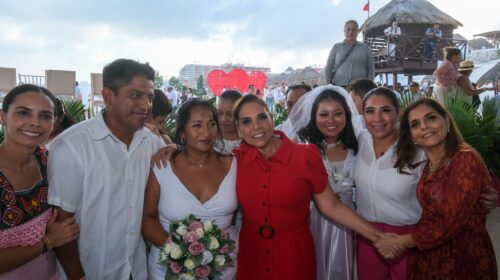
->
<box><xmin>48</xmin><ymin>138</ymin><xmax>84</xmax><ymax>213</ymax></box>
<box><xmin>384</xmin><ymin>27</ymin><xmax>390</xmax><ymax>34</ymax></box>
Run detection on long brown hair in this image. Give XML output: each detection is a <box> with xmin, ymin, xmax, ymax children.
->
<box><xmin>395</xmin><ymin>98</ymin><xmax>464</xmax><ymax>173</ymax></box>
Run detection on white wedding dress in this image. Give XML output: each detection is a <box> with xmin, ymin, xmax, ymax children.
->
<box><xmin>147</xmin><ymin>158</ymin><xmax>239</xmax><ymax>280</ymax></box>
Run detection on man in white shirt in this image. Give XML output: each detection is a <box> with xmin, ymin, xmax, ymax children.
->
<box><xmin>384</xmin><ymin>19</ymin><xmax>402</xmax><ymax>59</ymax></box>
<box><xmin>165</xmin><ymin>86</ymin><xmax>178</xmax><ymax>110</ymax></box>
<box><xmin>48</xmin><ymin>59</ymin><xmax>165</xmax><ymax>280</ymax></box>
<box><xmin>275</xmin><ymin>84</ymin><xmax>311</xmax><ymax>131</ymax></box>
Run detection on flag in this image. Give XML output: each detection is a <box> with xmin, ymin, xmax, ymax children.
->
<box><xmin>363</xmin><ymin>1</ymin><xmax>369</xmax><ymax>11</ymax></box>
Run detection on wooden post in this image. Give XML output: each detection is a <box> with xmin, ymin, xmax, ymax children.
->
<box><xmin>393</xmin><ymin>72</ymin><xmax>397</xmax><ymax>89</ymax></box>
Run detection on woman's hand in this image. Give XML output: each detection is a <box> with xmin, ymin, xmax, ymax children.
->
<box><xmin>480</xmin><ymin>185</ymin><xmax>499</xmax><ymax>210</ymax></box>
<box><xmin>374</xmin><ymin>233</ymin><xmax>414</xmax><ymax>259</ymax></box>
<box><xmin>374</xmin><ymin>233</ymin><xmax>404</xmax><ymax>259</ymax></box>
<box><xmin>150</xmin><ymin>145</ymin><xmax>178</xmax><ymax>169</ymax></box>
<box><xmin>45</xmin><ymin>209</ymin><xmax>80</xmax><ymax>248</ymax></box>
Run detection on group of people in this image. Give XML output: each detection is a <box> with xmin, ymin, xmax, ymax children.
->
<box><xmin>1</xmin><ymin>55</ymin><xmax>498</xmax><ymax>280</ymax></box>
<box><xmin>433</xmin><ymin>47</ymin><xmax>496</xmax><ymax>105</ymax></box>
<box><xmin>1</xmin><ymin>17</ymin><xmax>499</xmax><ymax>280</ymax></box>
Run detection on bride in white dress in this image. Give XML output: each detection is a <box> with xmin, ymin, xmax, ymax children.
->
<box><xmin>142</xmin><ymin>99</ymin><xmax>238</xmax><ymax>280</ymax></box>
<box><xmin>283</xmin><ymin>85</ymin><xmax>360</xmax><ymax>280</ymax></box>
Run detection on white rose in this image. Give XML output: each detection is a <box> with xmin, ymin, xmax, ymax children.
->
<box><xmin>215</xmin><ymin>255</ymin><xmax>226</xmax><ymax>266</ymax></box>
<box><xmin>170</xmin><ymin>244</ymin><xmax>183</xmax><ymax>260</ymax></box>
<box><xmin>201</xmin><ymin>250</ymin><xmax>213</xmax><ymax>265</ymax></box>
<box><xmin>159</xmin><ymin>251</ymin><xmax>168</xmax><ymax>262</ymax></box>
<box><xmin>195</xmin><ymin>227</ymin><xmax>204</xmax><ymax>238</ymax></box>
<box><xmin>208</xmin><ymin>236</ymin><xmax>220</xmax><ymax>250</ymax></box>
<box><xmin>179</xmin><ymin>273</ymin><xmax>195</xmax><ymax>280</ymax></box>
<box><xmin>184</xmin><ymin>258</ymin><xmax>196</xmax><ymax>270</ymax></box>
<box><xmin>163</xmin><ymin>242</ymin><xmax>173</xmax><ymax>254</ymax></box>
<box><xmin>176</xmin><ymin>225</ymin><xmax>188</xmax><ymax>236</ymax></box>
<box><xmin>203</xmin><ymin>221</ymin><xmax>213</xmax><ymax>232</ymax></box>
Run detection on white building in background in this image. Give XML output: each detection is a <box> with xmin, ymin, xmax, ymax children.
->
<box><xmin>179</xmin><ymin>63</ymin><xmax>271</xmax><ymax>86</ymax></box>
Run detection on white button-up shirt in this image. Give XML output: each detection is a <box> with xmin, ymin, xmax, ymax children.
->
<box><xmin>48</xmin><ymin>111</ymin><xmax>165</xmax><ymax>280</ymax></box>
<box><xmin>354</xmin><ymin>130</ymin><xmax>425</xmax><ymax>226</ymax></box>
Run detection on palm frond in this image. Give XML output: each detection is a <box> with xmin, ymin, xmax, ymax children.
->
<box><xmin>444</xmin><ymin>89</ymin><xmax>500</xmax><ymax>174</ymax></box>
<box><xmin>62</xmin><ymin>99</ymin><xmax>86</xmax><ymax>122</ymax></box>
<box><xmin>164</xmin><ymin>114</ymin><xmax>177</xmax><ymax>143</ymax></box>
<box><xmin>399</xmin><ymin>91</ymin><xmax>414</xmax><ymax>111</ymax></box>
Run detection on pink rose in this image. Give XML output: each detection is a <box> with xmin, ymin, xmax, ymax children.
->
<box><xmin>170</xmin><ymin>262</ymin><xmax>182</xmax><ymax>274</ymax></box>
<box><xmin>219</xmin><ymin>243</ymin><xmax>229</xmax><ymax>254</ymax></box>
<box><xmin>188</xmin><ymin>221</ymin><xmax>203</xmax><ymax>231</ymax></box>
<box><xmin>188</xmin><ymin>241</ymin><xmax>205</xmax><ymax>256</ymax></box>
<box><xmin>220</xmin><ymin>230</ymin><xmax>229</xmax><ymax>240</ymax></box>
<box><xmin>195</xmin><ymin>265</ymin><xmax>211</xmax><ymax>279</ymax></box>
<box><xmin>184</xmin><ymin>231</ymin><xmax>198</xmax><ymax>243</ymax></box>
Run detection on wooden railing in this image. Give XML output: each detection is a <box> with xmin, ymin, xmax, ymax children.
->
<box><xmin>364</xmin><ymin>34</ymin><xmax>467</xmax><ymax>68</ymax></box>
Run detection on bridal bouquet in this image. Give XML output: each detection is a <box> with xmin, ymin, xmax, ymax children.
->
<box><xmin>159</xmin><ymin>214</ymin><xmax>236</xmax><ymax>280</ymax></box>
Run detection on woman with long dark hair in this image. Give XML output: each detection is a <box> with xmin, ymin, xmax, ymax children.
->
<box><xmin>142</xmin><ymin>99</ymin><xmax>238</xmax><ymax>279</ymax></box>
<box><xmin>297</xmin><ymin>87</ymin><xmax>358</xmax><ymax>280</ymax></box>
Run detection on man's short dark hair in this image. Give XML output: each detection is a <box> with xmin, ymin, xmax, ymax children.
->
<box><xmin>220</xmin><ymin>90</ymin><xmax>242</xmax><ymax>102</ymax></box>
<box><xmin>410</xmin><ymin>81</ymin><xmax>419</xmax><ymax>87</ymax></box>
<box><xmin>348</xmin><ymin>79</ymin><xmax>377</xmax><ymax>98</ymax></box>
<box><xmin>102</xmin><ymin>59</ymin><xmax>155</xmax><ymax>93</ymax></box>
<box><xmin>286</xmin><ymin>84</ymin><xmax>312</xmax><ymax>95</ymax></box>
<box><xmin>152</xmin><ymin>89</ymin><xmax>173</xmax><ymax>118</ymax></box>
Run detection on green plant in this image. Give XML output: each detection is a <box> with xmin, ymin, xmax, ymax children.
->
<box><xmin>0</xmin><ymin>125</ymin><xmax>4</xmax><ymax>143</ymax></box>
<box><xmin>444</xmin><ymin>89</ymin><xmax>500</xmax><ymax>174</ymax></box>
<box><xmin>164</xmin><ymin>114</ymin><xmax>177</xmax><ymax>142</ymax></box>
<box><xmin>274</xmin><ymin>103</ymin><xmax>287</xmax><ymax>127</ymax></box>
<box><xmin>62</xmin><ymin>99</ymin><xmax>86</xmax><ymax>122</ymax></box>
<box><xmin>399</xmin><ymin>91</ymin><xmax>414</xmax><ymax>111</ymax></box>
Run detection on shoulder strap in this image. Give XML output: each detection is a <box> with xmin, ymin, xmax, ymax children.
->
<box><xmin>330</xmin><ymin>43</ymin><xmax>357</xmax><ymax>83</ymax></box>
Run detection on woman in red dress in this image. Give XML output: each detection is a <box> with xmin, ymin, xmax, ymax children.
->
<box><xmin>232</xmin><ymin>94</ymin><xmax>384</xmax><ymax>279</ymax></box>
<box><xmin>378</xmin><ymin>98</ymin><xmax>497</xmax><ymax>279</ymax></box>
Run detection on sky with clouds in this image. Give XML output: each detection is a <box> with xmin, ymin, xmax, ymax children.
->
<box><xmin>1</xmin><ymin>0</ymin><xmax>498</xmax><ymax>82</ymax></box>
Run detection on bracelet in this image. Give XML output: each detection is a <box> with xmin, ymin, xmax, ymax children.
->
<box><xmin>42</xmin><ymin>235</ymin><xmax>53</xmax><ymax>251</ymax></box>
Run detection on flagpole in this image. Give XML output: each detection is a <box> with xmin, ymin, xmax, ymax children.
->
<box><xmin>368</xmin><ymin>0</ymin><xmax>370</xmax><ymax>18</ymax></box>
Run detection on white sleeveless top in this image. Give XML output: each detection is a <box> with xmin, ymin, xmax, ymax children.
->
<box><xmin>147</xmin><ymin>158</ymin><xmax>238</xmax><ymax>280</ymax></box>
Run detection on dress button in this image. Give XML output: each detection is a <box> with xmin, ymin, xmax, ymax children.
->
<box><xmin>264</xmin><ymin>218</ymin><xmax>269</xmax><ymax>223</ymax></box>
<box><xmin>266</xmin><ymin>249</ymin><xmax>271</xmax><ymax>254</ymax></box>
<box><xmin>266</xmin><ymin>267</ymin><xmax>271</xmax><ymax>272</ymax></box>
<box><xmin>262</xmin><ymin>185</ymin><xmax>267</xmax><ymax>189</ymax></box>
<box><xmin>262</xmin><ymin>202</ymin><xmax>267</xmax><ymax>206</ymax></box>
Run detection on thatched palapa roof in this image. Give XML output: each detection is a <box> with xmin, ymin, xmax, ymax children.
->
<box><xmin>477</xmin><ymin>62</ymin><xmax>500</xmax><ymax>87</ymax></box>
<box><xmin>361</xmin><ymin>0</ymin><xmax>462</xmax><ymax>32</ymax></box>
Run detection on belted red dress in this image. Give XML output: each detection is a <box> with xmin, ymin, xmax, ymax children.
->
<box><xmin>234</xmin><ymin>131</ymin><xmax>328</xmax><ymax>280</ymax></box>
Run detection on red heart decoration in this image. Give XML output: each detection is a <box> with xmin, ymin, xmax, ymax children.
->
<box><xmin>207</xmin><ymin>70</ymin><xmax>226</xmax><ymax>97</ymax></box>
<box><xmin>249</xmin><ymin>71</ymin><xmax>267</xmax><ymax>94</ymax></box>
<box><xmin>206</xmin><ymin>69</ymin><xmax>267</xmax><ymax>96</ymax></box>
<box><xmin>226</xmin><ymin>69</ymin><xmax>250</xmax><ymax>94</ymax></box>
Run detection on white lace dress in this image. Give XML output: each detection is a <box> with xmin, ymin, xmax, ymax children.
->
<box><xmin>310</xmin><ymin>149</ymin><xmax>356</xmax><ymax>280</ymax></box>
<box><xmin>147</xmin><ymin>159</ymin><xmax>239</xmax><ymax>280</ymax></box>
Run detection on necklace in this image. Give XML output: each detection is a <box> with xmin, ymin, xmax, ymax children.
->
<box><xmin>322</xmin><ymin>140</ymin><xmax>342</xmax><ymax>149</ymax></box>
<box><xmin>428</xmin><ymin>158</ymin><xmax>445</xmax><ymax>173</ymax></box>
<box><xmin>185</xmin><ymin>155</ymin><xmax>207</xmax><ymax>168</ymax></box>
